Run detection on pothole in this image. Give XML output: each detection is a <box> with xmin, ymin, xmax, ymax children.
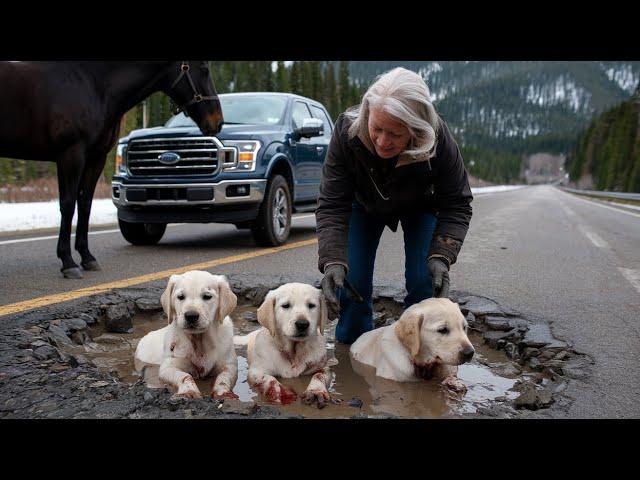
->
<box><xmin>58</xmin><ymin>307</ymin><xmax>526</xmax><ymax>418</ymax></box>
<box><xmin>57</xmin><ymin>299</ymin><xmax>547</xmax><ymax>418</ymax></box>
<box><xmin>1</xmin><ymin>274</ymin><xmax>594</xmax><ymax>418</ymax></box>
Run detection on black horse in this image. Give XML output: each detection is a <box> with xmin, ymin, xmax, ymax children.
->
<box><xmin>0</xmin><ymin>61</ymin><xmax>223</xmax><ymax>278</ymax></box>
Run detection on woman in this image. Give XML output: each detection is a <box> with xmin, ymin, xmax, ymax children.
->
<box><xmin>316</xmin><ymin>67</ymin><xmax>473</xmax><ymax>344</ymax></box>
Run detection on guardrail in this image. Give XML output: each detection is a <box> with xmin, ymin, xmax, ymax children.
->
<box><xmin>559</xmin><ymin>186</ymin><xmax>640</xmax><ymax>201</ymax></box>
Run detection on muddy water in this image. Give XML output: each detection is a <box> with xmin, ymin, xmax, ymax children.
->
<box><xmin>65</xmin><ymin>304</ymin><xmax>523</xmax><ymax>418</ymax></box>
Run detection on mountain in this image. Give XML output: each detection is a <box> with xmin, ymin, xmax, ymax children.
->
<box><xmin>348</xmin><ymin>61</ymin><xmax>639</xmax><ymax>145</ymax></box>
<box><xmin>347</xmin><ymin>62</ymin><xmax>640</xmax><ymax>183</ymax></box>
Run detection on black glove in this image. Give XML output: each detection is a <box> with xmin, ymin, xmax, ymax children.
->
<box><xmin>428</xmin><ymin>257</ymin><xmax>450</xmax><ymax>298</ymax></box>
<box><xmin>321</xmin><ymin>264</ymin><xmax>347</xmax><ymax>314</ymax></box>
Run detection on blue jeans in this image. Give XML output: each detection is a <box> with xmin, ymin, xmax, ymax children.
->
<box><xmin>335</xmin><ymin>202</ymin><xmax>438</xmax><ymax>344</ymax></box>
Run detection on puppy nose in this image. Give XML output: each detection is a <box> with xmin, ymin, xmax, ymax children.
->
<box><xmin>184</xmin><ymin>312</ymin><xmax>199</xmax><ymax>326</ymax></box>
<box><xmin>461</xmin><ymin>345</ymin><xmax>475</xmax><ymax>363</ymax></box>
<box><xmin>295</xmin><ymin>319</ymin><xmax>310</xmax><ymax>331</ymax></box>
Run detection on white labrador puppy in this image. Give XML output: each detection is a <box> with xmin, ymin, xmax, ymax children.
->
<box><xmin>135</xmin><ymin>270</ymin><xmax>238</xmax><ymax>399</ymax></box>
<box><xmin>350</xmin><ymin>298</ymin><xmax>474</xmax><ymax>392</ymax></box>
<box><xmin>234</xmin><ymin>283</ymin><xmax>331</xmax><ymax>408</ymax></box>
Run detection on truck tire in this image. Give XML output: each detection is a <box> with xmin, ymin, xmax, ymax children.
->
<box><xmin>118</xmin><ymin>219</ymin><xmax>166</xmax><ymax>245</ymax></box>
<box><xmin>251</xmin><ymin>174</ymin><xmax>291</xmax><ymax>246</ymax></box>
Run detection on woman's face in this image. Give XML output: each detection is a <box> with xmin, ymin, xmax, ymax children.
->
<box><xmin>368</xmin><ymin>105</ymin><xmax>412</xmax><ymax>159</ymax></box>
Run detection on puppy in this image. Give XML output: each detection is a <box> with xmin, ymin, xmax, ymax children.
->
<box><xmin>135</xmin><ymin>270</ymin><xmax>239</xmax><ymax>399</ymax></box>
<box><xmin>234</xmin><ymin>283</ymin><xmax>331</xmax><ymax>408</ymax></box>
<box><xmin>350</xmin><ymin>298</ymin><xmax>474</xmax><ymax>392</ymax></box>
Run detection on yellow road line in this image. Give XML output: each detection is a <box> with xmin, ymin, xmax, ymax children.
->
<box><xmin>0</xmin><ymin>238</ymin><xmax>318</xmax><ymax>318</ymax></box>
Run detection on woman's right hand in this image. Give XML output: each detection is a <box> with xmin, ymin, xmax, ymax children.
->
<box><xmin>321</xmin><ymin>264</ymin><xmax>347</xmax><ymax>314</ymax></box>
<box><xmin>428</xmin><ymin>257</ymin><xmax>450</xmax><ymax>298</ymax></box>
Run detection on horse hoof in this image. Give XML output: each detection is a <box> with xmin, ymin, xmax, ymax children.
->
<box><xmin>62</xmin><ymin>267</ymin><xmax>83</xmax><ymax>279</ymax></box>
<box><xmin>82</xmin><ymin>260</ymin><xmax>101</xmax><ymax>271</ymax></box>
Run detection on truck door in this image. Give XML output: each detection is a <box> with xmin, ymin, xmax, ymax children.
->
<box><xmin>291</xmin><ymin>101</ymin><xmax>317</xmax><ymax>202</ymax></box>
<box><xmin>309</xmin><ymin>105</ymin><xmax>333</xmax><ymax>200</ymax></box>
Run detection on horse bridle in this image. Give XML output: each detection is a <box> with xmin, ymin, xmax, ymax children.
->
<box><xmin>169</xmin><ymin>61</ymin><xmax>218</xmax><ymax>116</ymax></box>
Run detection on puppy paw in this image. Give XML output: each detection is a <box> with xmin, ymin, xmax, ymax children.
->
<box><xmin>174</xmin><ymin>388</ymin><xmax>202</xmax><ymax>399</ymax></box>
<box><xmin>265</xmin><ymin>380</ymin><xmax>297</xmax><ymax>405</ymax></box>
<box><xmin>441</xmin><ymin>376</ymin><xmax>467</xmax><ymax>394</ymax></box>
<box><xmin>176</xmin><ymin>376</ymin><xmax>202</xmax><ymax>398</ymax></box>
<box><xmin>302</xmin><ymin>388</ymin><xmax>331</xmax><ymax>409</ymax></box>
<box><xmin>212</xmin><ymin>390</ymin><xmax>239</xmax><ymax>400</ymax></box>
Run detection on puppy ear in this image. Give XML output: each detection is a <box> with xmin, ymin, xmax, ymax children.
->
<box><xmin>318</xmin><ymin>290</ymin><xmax>328</xmax><ymax>335</ymax></box>
<box><xmin>394</xmin><ymin>309</ymin><xmax>424</xmax><ymax>358</ymax></box>
<box><xmin>161</xmin><ymin>274</ymin><xmax>180</xmax><ymax>324</ymax></box>
<box><xmin>216</xmin><ymin>276</ymin><xmax>237</xmax><ymax>323</ymax></box>
<box><xmin>257</xmin><ymin>291</ymin><xmax>277</xmax><ymax>337</ymax></box>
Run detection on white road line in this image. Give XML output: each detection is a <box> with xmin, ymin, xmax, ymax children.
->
<box><xmin>559</xmin><ymin>189</ymin><xmax>640</xmax><ymax>219</ymax></box>
<box><xmin>0</xmin><ymin>229</ymin><xmax>121</xmax><ymax>246</ymax></box>
<box><xmin>562</xmin><ymin>201</ymin><xmax>610</xmax><ymax>248</ymax></box>
<box><xmin>601</xmin><ymin>199</ymin><xmax>640</xmax><ymax>212</ymax></box>
<box><xmin>578</xmin><ymin>225</ymin><xmax>610</xmax><ymax>249</ymax></box>
<box><xmin>0</xmin><ymin>215</ymin><xmax>316</xmax><ymax>246</ymax></box>
<box><xmin>619</xmin><ymin>268</ymin><xmax>640</xmax><ymax>295</ymax></box>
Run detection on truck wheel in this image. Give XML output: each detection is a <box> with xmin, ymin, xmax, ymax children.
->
<box><xmin>251</xmin><ymin>174</ymin><xmax>291</xmax><ymax>246</ymax></box>
<box><xmin>118</xmin><ymin>219</ymin><xmax>166</xmax><ymax>245</ymax></box>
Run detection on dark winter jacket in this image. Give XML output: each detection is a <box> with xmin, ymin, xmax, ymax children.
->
<box><xmin>316</xmin><ymin>112</ymin><xmax>473</xmax><ymax>273</ymax></box>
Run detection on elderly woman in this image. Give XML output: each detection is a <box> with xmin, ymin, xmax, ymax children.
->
<box><xmin>316</xmin><ymin>67</ymin><xmax>473</xmax><ymax>344</ymax></box>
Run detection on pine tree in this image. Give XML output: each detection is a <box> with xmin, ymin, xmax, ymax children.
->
<box><xmin>338</xmin><ymin>61</ymin><xmax>350</xmax><ymax>112</ymax></box>
<box><xmin>290</xmin><ymin>62</ymin><xmax>303</xmax><ymax>95</ymax></box>
<box><xmin>628</xmin><ymin>132</ymin><xmax>640</xmax><ymax>192</ymax></box>
<box><xmin>264</xmin><ymin>61</ymin><xmax>275</xmax><ymax>92</ymax></box>
<box><xmin>302</xmin><ymin>62</ymin><xmax>314</xmax><ymax>99</ymax></box>
<box><xmin>254</xmin><ymin>62</ymin><xmax>265</xmax><ymax>90</ymax></box>
<box><xmin>235</xmin><ymin>62</ymin><xmax>252</xmax><ymax>91</ymax></box>
<box><xmin>310</xmin><ymin>61</ymin><xmax>322</xmax><ymax>100</ymax></box>
<box><xmin>324</xmin><ymin>62</ymin><xmax>338</xmax><ymax>120</ymax></box>
<box><xmin>209</xmin><ymin>61</ymin><xmax>232</xmax><ymax>94</ymax></box>
<box><xmin>227</xmin><ymin>62</ymin><xmax>238</xmax><ymax>92</ymax></box>
<box><xmin>349</xmin><ymin>79</ymin><xmax>362</xmax><ymax>109</ymax></box>
<box><xmin>148</xmin><ymin>93</ymin><xmax>160</xmax><ymax>127</ymax></box>
<box><xmin>276</xmin><ymin>61</ymin><xmax>290</xmax><ymax>93</ymax></box>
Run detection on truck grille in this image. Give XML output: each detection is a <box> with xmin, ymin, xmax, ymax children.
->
<box><xmin>126</xmin><ymin>137</ymin><xmax>234</xmax><ymax>177</ymax></box>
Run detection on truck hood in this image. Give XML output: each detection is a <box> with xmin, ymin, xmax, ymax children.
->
<box><xmin>121</xmin><ymin>124</ymin><xmax>286</xmax><ymax>143</ymax></box>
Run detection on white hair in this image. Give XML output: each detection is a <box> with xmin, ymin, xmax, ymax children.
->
<box><xmin>345</xmin><ymin>67</ymin><xmax>441</xmax><ymax>160</ymax></box>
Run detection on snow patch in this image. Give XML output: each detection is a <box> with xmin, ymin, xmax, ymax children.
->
<box><xmin>0</xmin><ymin>187</ymin><xmax>526</xmax><ymax>233</ymax></box>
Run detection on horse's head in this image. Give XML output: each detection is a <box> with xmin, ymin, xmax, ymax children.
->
<box><xmin>163</xmin><ymin>61</ymin><xmax>224</xmax><ymax>136</ymax></box>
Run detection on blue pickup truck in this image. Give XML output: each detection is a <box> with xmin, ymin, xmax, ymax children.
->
<box><xmin>112</xmin><ymin>92</ymin><xmax>333</xmax><ymax>246</ymax></box>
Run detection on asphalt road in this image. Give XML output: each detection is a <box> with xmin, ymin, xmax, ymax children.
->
<box><xmin>1</xmin><ymin>185</ymin><xmax>639</xmax><ymax>417</ymax></box>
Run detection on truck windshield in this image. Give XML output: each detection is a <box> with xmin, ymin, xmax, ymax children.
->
<box><xmin>165</xmin><ymin>95</ymin><xmax>288</xmax><ymax>127</ymax></box>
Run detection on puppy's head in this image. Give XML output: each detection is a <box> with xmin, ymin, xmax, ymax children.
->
<box><xmin>257</xmin><ymin>283</ymin><xmax>327</xmax><ymax>341</ymax></box>
<box><xmin>161</xmin><ymin>270</ymin><xmax>237</xmax><ymax>334</ymax></box>
<box><xmin>394</xmin><ymin>298</ymin><xmax>474</xmax><ymax>367</ymax></box>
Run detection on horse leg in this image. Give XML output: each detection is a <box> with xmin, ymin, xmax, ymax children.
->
<box><xmin>75</xmin><ymin>153</ymin><xmax>108</xmax><ymax>271</ymax></box>
<box><xmin>56</xmin><ymin>145</ymin><xmax>86</xmax><ymax>279</ymax></box>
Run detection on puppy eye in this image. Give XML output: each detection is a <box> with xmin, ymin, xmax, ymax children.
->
<box><xmin>177</xmin><ymin>294</ymin><xmax>185</xmax><ymax>301</ymax></box>
<box><xmin>202</xmin><ymin>293</ymin><xmax>212</xmax><ymax>300</ymax></box>
<box><xmin>281</xmin><ymin>303</ymin><xmax>290</xmax><ymax>309</ymax></box>
<box><xmin>438</xmin><ymin>326</ymin><xmax>449</xmax><ymax>335</ymax></box>
<box><xmin>308</xmin><ymin>303</ymin><xmax>316</xmax><ymax>309</ymax></box>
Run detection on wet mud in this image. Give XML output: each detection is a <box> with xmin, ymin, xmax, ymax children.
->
<box><xmin>0</xmin><ymin>274</ymin><xmax>593</xmax><ymax>418</ymax></box>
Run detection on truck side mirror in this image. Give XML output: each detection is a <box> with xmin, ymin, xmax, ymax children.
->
<box><xmin>293</xmin><ymin>118</ymin><xmax>324</xmax><ymax>139</ymax></box>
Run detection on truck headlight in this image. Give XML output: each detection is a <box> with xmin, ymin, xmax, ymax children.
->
<box><xmin>115</xmin><ymin>144</ymin><xmax>127</xmax><ymax>173</ymax></box>
<box><xmin>221</xmin><ymin>140</ymin><xmax>261</xmax><ymax>172</ymax></box>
